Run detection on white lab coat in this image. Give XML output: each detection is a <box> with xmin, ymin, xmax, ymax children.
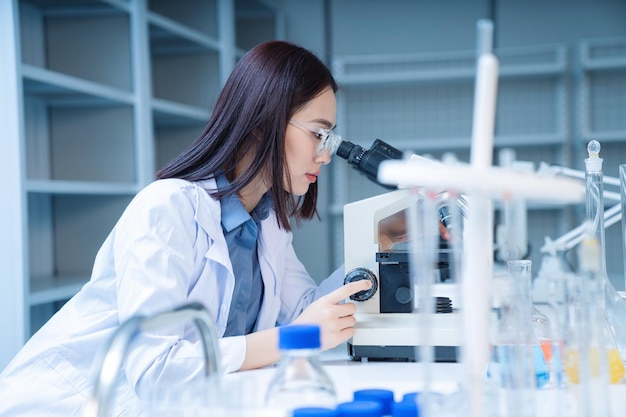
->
<box><xmin>0</xmin><ymin>178</ymin><xmax>343</xmax><ymax>417</ymax></box>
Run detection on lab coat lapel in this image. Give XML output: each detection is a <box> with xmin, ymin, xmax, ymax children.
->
<box><xmin>193</xmin><ymin>180</ymin><xmax>233</xmax><ymax>274</ymax></box>
<box><xmin>192</xmin><ymin>180</ymin><xmax>236</xmax><ymax>334</ymax></box>
<box><xmin>255</xmin><ymin>214</ymin><xmax>289</xmax><ymax>330</ymax></box>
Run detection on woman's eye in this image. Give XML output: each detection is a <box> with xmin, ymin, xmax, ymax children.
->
<box><xmin>314</xmin><ymin>131</ymin><xmax>325</xmax><ymax>140</ymax></box>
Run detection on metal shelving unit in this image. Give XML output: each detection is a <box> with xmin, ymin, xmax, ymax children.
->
<box><xmin>0</xmin><ymin>0</ymin><xmax>278</xmax><ymax>369</ymax></box>
<box><xmin>329</xmin><ymin>44</ymin><xmax>572</xmax><ymax>272</ymax></box>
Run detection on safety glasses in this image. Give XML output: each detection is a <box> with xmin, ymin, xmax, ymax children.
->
<box><xmin>289</xmin><ymin>119</ymin><xmax>342</xmax><ymax>155</ymax></box>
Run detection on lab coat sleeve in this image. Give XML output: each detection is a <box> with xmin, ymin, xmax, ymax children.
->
<box><xmin>109</xmin><ymin>181</ymin><xmax>230</xmax><ymax>396</ymax></box>
<box><xmin>276</xmin><ymin>245</ymin><xmax>346</xmax><ymax>325</ymax></box>
<box><xmin>219</xmin><ymin>336</ymin><xmax>246</xmax><ymax>374</ymax></box>
<box><xmin>275</xmin><ymin>243</ymin><xmax>318</xmax><ymax>324</ymax></box>
<box><xmin>313</xmin><ymin>264</ymin><xmax>346</xmax><ymax>300</ymax></box>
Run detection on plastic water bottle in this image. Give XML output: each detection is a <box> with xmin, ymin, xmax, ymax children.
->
<box><xmin>265</xmin><ymin>325</ymin><xmax>337</xmax><ymax>413</ymax></box>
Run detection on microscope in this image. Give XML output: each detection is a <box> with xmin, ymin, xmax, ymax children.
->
<box><xmin>337</xmin><ymin>139</ymin><xmax>463</xmax><ymax>362</ymax></box>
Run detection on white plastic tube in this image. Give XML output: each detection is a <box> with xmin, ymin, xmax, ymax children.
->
<box><xmin>378</xmin><ymin>162</ymin><xmax>585</xmax><ymax>203</ymax></box>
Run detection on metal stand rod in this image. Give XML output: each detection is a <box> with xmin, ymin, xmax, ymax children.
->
<box><xmin>83</xmin><ymin>302</ymin><xmax>221</xmax><ymax>417</ymax></box>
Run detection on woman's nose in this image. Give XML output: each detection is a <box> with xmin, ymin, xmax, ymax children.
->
<box><xmin>315</xmin><ymin>148</ymin><xmax>331</xmax><ymax>165</ymax></box>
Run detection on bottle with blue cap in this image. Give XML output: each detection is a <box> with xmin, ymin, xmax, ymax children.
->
<box><xmin>265</xmin><ymin>324</ymin><xmax>337</xmax><ymax>412</ymax></box>
<box><xmin>353</xmin><ymin>389</ymin><xmax>394</xmax><ymax>416</ymax></box>
<box><xmin>292</xmin><ymin>407</ymin><xmax>338</xmax><ymax>417</ymax></box>
<box><xmin>335</xmin><ymin>400</ymin><xmax>383</xmax><ymax>417</ymax></box>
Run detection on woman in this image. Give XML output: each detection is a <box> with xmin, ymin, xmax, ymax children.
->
<box><xmin>0</xmin><ymin>40</ymin><xmax>369</xmax><ymax>416</ymax></box>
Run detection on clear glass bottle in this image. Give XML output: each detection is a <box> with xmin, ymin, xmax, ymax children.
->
<box><xmin>487</xmin><ymin>260</ymin><xmax>547</xmax><ymax>417</ymax></box>
<box><xmin>562</xmin><ymin>234</ymin><xmax>614</xmax><ymax>417</ymax></box>
<box><xmin>353</xmin><ymin>389</ymin><xmax>395</xmax><ymax>416</ymax></box>
<box><xmin>532</xmin><ymin>305</ymin><xmax>552</xmax><ymax>364</ymax></box>
<box><xmin>265</xmin><ymin>325</ymin><xmax>337</xmax><ymax>413</ymax></box>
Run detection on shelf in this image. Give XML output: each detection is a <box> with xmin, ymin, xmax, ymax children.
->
<box><xmin>22</xmin><ymin>64</ymin><xmax>134</xmax><ymax>106</ymax></box>
<box><xmin>148</xmin><ymin>0</ymin><xmax>218</xmax><ymax>40</ymax></box>
<box><xmin>343</xmin><ymin>133</ymin><xmax>565</xmax><ymax>154</ymax></box>
<box><xmin>579</xmin><ymin>130</ymin><xmax>626</xmax><ymax>143</ymax></box>
<box><xmin>29</xmin><ymin>275</ymin><xmax>88</xmax><ymax>306</ymax></box>
<box><xmin>21</xmin><ymin>0</ymin><xmax>129</xmax><ymax>16</ymax></box>
<box><xmin>148</xmin><ymin>11</ymin><xmax>220</xmax><ymax>54</ymax></box>
<box><xmin>26</xmin><ymin>179</ymin><xmax>139</xmax><ymax>195</ymax></box>
<box><xmin>581</xmin><ymin>37</ymin><xmax>626</xmax><ymax>71</ymax></box>
<box><xmin>19</xmin><ymin>3</ymin><xmax>133</xmax><ymax>91</ymax></box>
<box><xmin>334</xmin><ymin>45</ymin><xmax>567</xmax><ymax>87</ymax></box>
<box><xmin>152</xmin><ymin>98</ymin><xmax>209</xmax><ymax>127</ymax></box>
<box><xmin>3</xmin><ymin>0</ymin><xmax>257</xmax><ymax>362</ymax></box>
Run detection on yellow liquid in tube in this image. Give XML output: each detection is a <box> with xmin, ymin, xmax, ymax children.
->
<box><xmin>564</xmin><ymin>347</ymin><xmax>625</xmax><ymax>384</ymax></box>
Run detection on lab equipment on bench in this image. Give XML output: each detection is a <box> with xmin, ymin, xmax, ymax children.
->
<box><xmin>337</xmin><ymin>138</ymin><xmax>465</xmax><ymax>363</ymax></box>
<box><xmin>534</xmin><ymin>140</ymin><xmax>626</xmax><ymax>372</ymax></box>
<box><xmin>265</xmin><ymin>325</ymin><xmax>337</xmax><ymax>413</ymax></box>
<box><xmin>337</xmin><ymin>139</ymin><xmax>467</xmax><ymax>234</ymax></box>
<box><xmin>83</xmin><ymin>302</ymin><xmax>221</xmax><ymax>417</ymax></box>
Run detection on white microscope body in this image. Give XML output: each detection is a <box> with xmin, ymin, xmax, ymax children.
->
<box><xmin>343</xmin><ymin>189</ymin><xmax>463</xmax><ymax>361</ymax></box>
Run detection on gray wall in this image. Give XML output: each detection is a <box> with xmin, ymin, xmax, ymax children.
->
<box><xmin>279</xmin><ymin>0</ymin><xmax>626</xmax><ymax>286</ymax></box>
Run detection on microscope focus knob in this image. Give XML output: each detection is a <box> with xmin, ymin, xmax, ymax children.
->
<box><xmin>344</xmin><ymin>268</ymin><xmax>378</xmax><ymax>301</ymax></box>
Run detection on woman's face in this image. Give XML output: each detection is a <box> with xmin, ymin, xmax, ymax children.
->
<box><xmin>284</xmin><ymin>87</ymin><xmax>337</xmax><ymax>196</ymax></box>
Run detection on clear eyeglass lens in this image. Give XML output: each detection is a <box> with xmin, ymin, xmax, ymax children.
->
<box><xmin>316</xmin><ymin>129</ymin><xmax>341</xmax><ymax>155</ymax></box>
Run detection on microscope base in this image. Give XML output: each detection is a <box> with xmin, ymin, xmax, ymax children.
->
<box><xmin>348</xmin><ymin>343</ymin><xmax>458</xmax><ymax>362</ymax></box>
<box><xmin>347</xmin><ymin>312</ymin><xmax>461</xmax><ymax>362</ymax></box>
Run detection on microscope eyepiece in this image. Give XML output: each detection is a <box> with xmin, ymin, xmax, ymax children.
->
<box><xmin>337</xmin><ymin>138</ymin><xmax>465</xmax><ymax>234</ymax></box>
<box><xmin>336</xmin><ymin>140</ymin><xmax>361</xmax><ymax>160</ymax></box>
<box><xmin>336</xmin><ymin>139</ymin><xmax>403</xmax><ymax>189</ymax></box>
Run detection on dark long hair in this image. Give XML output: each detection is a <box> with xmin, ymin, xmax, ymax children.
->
<box><xmin>156</xmin><ymin>40</ymin><xmax>337</xmax><ymax>231</ymax></box>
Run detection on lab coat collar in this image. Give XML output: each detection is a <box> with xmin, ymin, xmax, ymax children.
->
<box><xmin>193</xmin><ymin>179</ymin><xmax>233</xmax><ymax>274</ymax></box>
<box><xmin>191</xmin><ymin>178</ymin><xmax>292</xmax><ymax>332</ymax></box>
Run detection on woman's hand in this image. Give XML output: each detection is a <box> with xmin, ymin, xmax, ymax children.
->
<box><xmin>293</xmin><ymin>279</ymin><xmax>372</xmax><ymax>351</ymax></box>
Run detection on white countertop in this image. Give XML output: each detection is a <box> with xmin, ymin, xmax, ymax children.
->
<box><xmin>214</xmin><ymin>343</ymin><xmax>466</xmax><ymax>417</ymax></box>
<box><xmin>215</xmin><ymin>343</ymin><xmax>626</xmax><ymax>417</ymax></box>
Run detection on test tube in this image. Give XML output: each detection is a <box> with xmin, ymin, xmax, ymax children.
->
<box><xmin>488</xmin><ymin>260</ymin><xmax>538</xmax><ymax>417</ymax></box>
<box><xmin>621</xmin><ymin>164</ymin><xmax>626</xmax><ymax>292</ymax></box>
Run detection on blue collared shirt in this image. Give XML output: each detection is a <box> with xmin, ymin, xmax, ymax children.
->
<box><xmin>217</xmin><ymin>174</ymin><xmax>271</xmax><ymax>336</ymax></box>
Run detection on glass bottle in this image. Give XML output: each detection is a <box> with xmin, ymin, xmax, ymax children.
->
<box><xmin>532</xmin><ymin>303</ymin><xmax>552</xmax><ymax>369</ymax></box>
<box><xmin>335</xmin><ymin>401</ymin><xmax>383</xmax><ymax>417</ymax></box>
<box><xmin>562</xmin><ymin>235</ymin><xmax>615</xmax><ymax>417</ymax></box>
<box><xmin>487</xmin><ymin>260</ymin><xmax>547</xmax><ymax>417</ymax></box>
<box><xmin>265</xmin><ymin>325</ymin><xmax>337</xmax><ymax>413</ymax></box>
<box><xmin>585</xmin><ymin>140</ymin><xmax>626</xmax><ymax>368</ymax></box>
<box><xmin>353</xmin><ymin>389</ymin><xmax>395</xmax><ymax>416</ymax></box>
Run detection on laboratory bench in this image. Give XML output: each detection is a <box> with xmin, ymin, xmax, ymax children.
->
<box><xmin>216</xmin><ymin>343</ymin><xmax>626</xmax><ymax>417</ymax></box>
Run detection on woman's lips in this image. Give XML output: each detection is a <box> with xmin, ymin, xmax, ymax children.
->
<box><xmin>305</xmin><ymin>173</ymin><xmax>318</xmax><ymax>183</ymax></box>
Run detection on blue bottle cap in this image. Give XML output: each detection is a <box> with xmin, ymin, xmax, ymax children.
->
<box><xmin>292</xmin><ymin>407</ymin><xmax>338</xmax><ymax>417</ymax></box>
<box><xmin>353</xmin><ymin>389</ymin><xmax>395</xmax><ymax>415</ymax></box>
<box><xmin>336</xmin><ymin>400</ymin><xmax>383</xmax><ymax>417</ymax></box>
<box><xmin>278</xmin><ymin>325</ymin><xmax>321</xmax><ymax>350</ymax></box>
<box><xmin>392</xmin><ymin>400</ymin><xmax>419</xmax><ymax>417</ymax></box>
<box><xmin>402</xmin><ymin>392</ymin><xmax>420</xmax><ymax>404</ymax></box>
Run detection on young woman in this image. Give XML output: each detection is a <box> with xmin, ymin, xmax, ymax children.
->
<box><xmin>0</xmin><ymin>40</ymin><xmax>369</xmax><ymax>416</ymax></box>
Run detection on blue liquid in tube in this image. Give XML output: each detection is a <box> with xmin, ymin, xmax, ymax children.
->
<box><xmin>488</xmin><ymin>344</ymin><xmax>549</xmax><ymax>389</ymax></box>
